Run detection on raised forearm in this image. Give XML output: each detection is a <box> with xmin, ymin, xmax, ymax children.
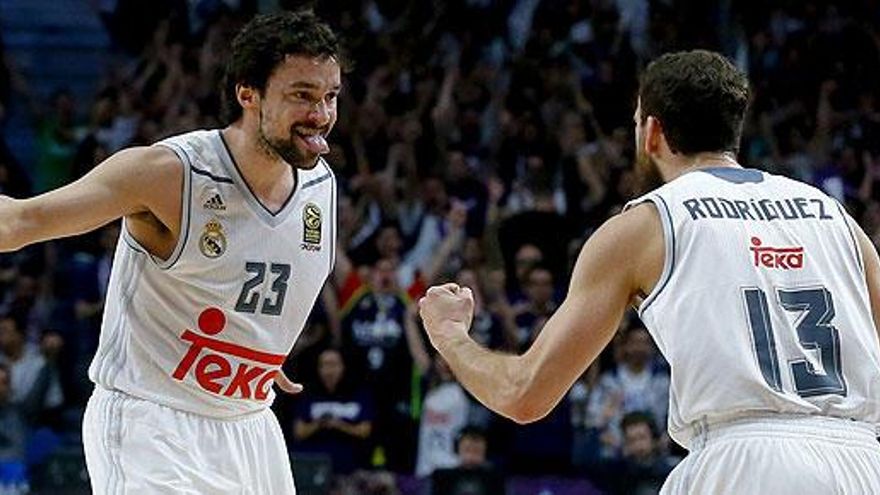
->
<box><xmin>435</xmin><ymin>324</ymin><xmax>533</xmax><ymax>423</ymax></box>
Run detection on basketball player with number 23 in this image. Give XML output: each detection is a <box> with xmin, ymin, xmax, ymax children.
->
<box><xmin>0</xmin><ymin>11</ymin><xmax>342</xmax><ymax>494</ymax></box>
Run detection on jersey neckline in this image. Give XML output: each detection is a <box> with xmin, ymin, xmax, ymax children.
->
<box><xmin>213</xmin><ymin>130</ymin><xmax>300</xmax><ymax>228</ymax></box>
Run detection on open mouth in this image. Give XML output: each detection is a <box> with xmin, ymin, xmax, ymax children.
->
<box><xmin>294</xmin><ymin>130</ymin><xmax>330</xmax><ymax>155</ymax></box>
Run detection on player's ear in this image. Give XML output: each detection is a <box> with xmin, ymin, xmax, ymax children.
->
<box><xmin>236</xmin><ymin>84</ymin><xmax>260</xmax><ymax>111</ymax></box>
<box><xmin>645</xmin><ymin>116</ymin><xmax>664</xmax><ymax>155</ymax></box>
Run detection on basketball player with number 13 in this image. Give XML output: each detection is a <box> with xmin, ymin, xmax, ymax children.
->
<box><xmin>419</xmin><ymin>50</ymin><xmax>880</xmax><ymax>494</ymax></box>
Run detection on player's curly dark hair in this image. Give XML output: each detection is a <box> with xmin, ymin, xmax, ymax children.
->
<box><xmin>638</xmin><ymin>50</ymin><xmax>750</xmax><ymax>155</ymax></box>
<box><xmin>221</xmin><ymin>11</ymin><xmax>345</xmax><ymax>124</ymax></box>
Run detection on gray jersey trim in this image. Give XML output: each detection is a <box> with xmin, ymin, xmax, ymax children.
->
<box><xmin>190</xmin><ymin>165</ymin><xmax>234</xmax><ymax>184</ymax></box>
<box><xmin>326</xmin><ymin>159</ymin><xmax>337</xmax><ymax>278</ymax></box>
<box><xmin>302</xmin><ymin>171</ymin><xmax>332</xmax><ymax>189</ymax></box>
<box><xmin>625</xmin><ymin>195</ymin><xmax>676</xmax><ymax>316</ymax></box>
<box><xmin>153</xmin><ymin>142</ymin><xmax>193</xmax><ymax>270</ymax></box>
<box><xmin>95</xmin><ymin>241</ymin><xmax>143</xmax><ymax>388</ymax></box>
<box><xmin>834</xmin><ymin>200</ymin><xmax>864</xmax><ymax>276</ymax></box>
<box><xmin>214</xmin><ymin>130</ymin><xmax>300</xmax><ymax>228</ymax></box>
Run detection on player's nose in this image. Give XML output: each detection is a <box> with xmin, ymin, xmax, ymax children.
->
<box><xmin>307</xmin><ymin>99</ymin><xmax>332</xmax><ymax>127</ymax></box>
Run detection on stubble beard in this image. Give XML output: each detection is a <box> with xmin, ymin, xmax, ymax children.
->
<box><xmin>257</xmin><ymin>107</ymin><xmax>320</xmax><ymax>170</ymax></box>
<box><xmin>634</xmin><ymin>132</ymin><xmax>664</xmax><ymax>194</ymax></box>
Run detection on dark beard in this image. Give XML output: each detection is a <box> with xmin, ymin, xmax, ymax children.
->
<box><xmin>258</xmin><ymin>108</ymin><xmax>318</xmax><ymax>169</ymax></box>
<box><xmin>634</xmin><ymin>148</ymin><xmax>664</xmax><ymax>195</ymax></box>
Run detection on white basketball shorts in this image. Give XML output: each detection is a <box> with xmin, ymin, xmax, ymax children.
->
<box><xmin>83</xmin><ymin>385</ymin><xmax>296</xmax><ymax>494</ymax></box>
<box><xmin>661</xmin><ymin>415</ymin><xmax>880</xmax><ymax>494</ymax></box>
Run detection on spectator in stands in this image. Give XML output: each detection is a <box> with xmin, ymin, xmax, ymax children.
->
<box><xmin>392</xmin><ymin>180</ymin><xmax>470</xmax><ymax>292</ymax></box>
<box><xmin>33</xmin><ymin>89</ymin><xmax>79</xmax><ymax>193</ymax></box>
<box><xmin>0</xmin><ymin>275</ymin><xmax>51</xmax><ymax>341</ymax></box>
<box><xmin>413</xmin><ymin>353</ymin><xmax>469</xmax><ymax>478</ymax></box>
<box><xmin>333</xmin><ymin>252</ymin><xmax>420</xmax><ymax>473</ymax></box>
<box><xmin>568</xmin><ymin>362</ymin><xmax>603</xmax><ymax>471</ymax></box>
<box><xmin>512</xmin><ymin>263</ymin><xmax>558</xmax><ymax>351</ymax></box>
<box><xmin>0</xmin><ymin>315</ymin><xmax>63</xmax><ymax>415</ymax></box>
<box><xmin>431</xmin><ymin>425</ymin><xmax>505</xmax><ymax>495</ymax></box>
<box><xmin>603</xmin><ymin>412</ymin><xmax>679</xmax><ymax>495</ymax></box>
<box><xmin>0</xmin><ymin>363</ymin><xmax>28</xmax><ymax>493</ymax></box>
<box><xmin>588</xmin><ymin>325</ymin><xmax>669</xmax><ymax>459</ymax></box>
<box><xmin>291</xmin><ymin>348</ymin><xmax>374</xmax><ymax>475</ymax></box>
<box><xmin>506</xmin><ymin>243</ymin><xmax>543</xmax><ymax>304</ymax></box>
<box><xmin>0</xmin><ymin>363</ymin><xmax>25</xmax><ymax>462</ymax></box>
<box><xmin>0</xmin><ymin>320</ymin><xmax>64</xmax><ymax>491</ymax></box>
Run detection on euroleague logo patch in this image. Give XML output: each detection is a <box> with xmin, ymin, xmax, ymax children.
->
<box><xmin>750</xmin><ymin>236</ymin><xmax>804</xmax><ymax>270</ymax></box>
<box><xmin>301</xmin><ymin>202</ymin><xmax>322</xmax><ymax>252</ymax></box>
<box><xmin>199</xmin><ymin>219</ymin><xmax>227</xmax><ymax>258</ymax></box>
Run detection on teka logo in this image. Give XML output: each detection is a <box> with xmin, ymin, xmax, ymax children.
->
<box><xmin>171</xmin><ymin>308</ymin><xmax>285</xmax><ymax>400</ymax></box>
<box><xmin>750</xmin><ymin>237</ymin><xmax>804</xmax><ymax>270</ymax></box>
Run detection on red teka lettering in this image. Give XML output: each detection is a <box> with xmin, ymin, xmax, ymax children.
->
<box><xmin>172</xmin><ymin>308</ymin><xmax>287</xmax><ymax>400</ymax></box>
<box><xmin>750</xmin><ymin>237</ymin><xmax>804</xmax><ymax>270</ymax></box>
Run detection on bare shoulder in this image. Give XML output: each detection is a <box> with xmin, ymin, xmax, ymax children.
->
<box><xmin>114</xmin><ymin>145</ymin><xmax>186</xmax><ymax>257</ymax></box>
<box><xmin>0</xmin><ymin>145</ymin><xmax>185</xmax><ymax>252</ymax></box>
<box><xmin>94</xmin><ymin>145</ymin><xmax>184</xmax><ymax>210</ymax></box>
<box><xmin>575</xmin><ymin>202</ymin><xmax>664</xmax><ymax>301</ymax></box>
<box><xmin>586</xmin><ymin>203</ymin><xmax>662</xmax><ymax>255</ymax></box>
<box><xmin>106</xmin><ymin>145</ymin><xmax>182</xmax><ymax>182</ymax></box>
<box><xmin>609</xmin><ymin>203</ymin><xmax>662</xmax><ymax>237</ymax></box>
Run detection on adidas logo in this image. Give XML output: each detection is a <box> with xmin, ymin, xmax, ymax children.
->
<box><xmin>203</xmin><ymin>194</ymin><xmax>226</xmax><ymax>211</ymax></box>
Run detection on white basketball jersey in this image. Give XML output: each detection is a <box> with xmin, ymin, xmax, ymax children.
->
<box><xmin>89</xmin><ymin>129</ymin><xmax>336</xmax><ymax>418</ymax></box>
<box><xmin>626</xmin><ymin>167</ymin><xmax>880</xmax><ymax>446</ymax></box>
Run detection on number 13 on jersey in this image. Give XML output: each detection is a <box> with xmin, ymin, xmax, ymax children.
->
<box><xmin>743</xmin><ymin>286</ymin><xmax>847</xmax><ymax>398</ymax></box>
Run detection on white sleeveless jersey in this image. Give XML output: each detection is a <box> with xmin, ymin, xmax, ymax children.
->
<box><xmin>89</xmin><ymin>129</ymin><xmax>336</xmax><ymax>418</ymax></box>
<box><xmin>625</xmin><ymin>167</ymin><xmax>880</xmax><ymax>446</ymax></box>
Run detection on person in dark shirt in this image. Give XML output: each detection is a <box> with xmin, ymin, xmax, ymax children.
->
<box><xmin>291</xmin><ymin>348</ymin><xmax>374</xmax><ymax>475</ymax></box>
<box><xmin>431</xmin><ymin>425</ymin><xmax>505</xmax><ymax>495</ymax></box>
<box><xmin>605</xmin><ymin>412</ymin><xmax>678</xmax><ymax>495</ymax></box>
<box><xmin>336</xmin><ymin>254</ymin><xmax>423</xmax><ymax>472</ymax></box>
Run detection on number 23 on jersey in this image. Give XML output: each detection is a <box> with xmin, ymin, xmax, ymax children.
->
<box><xmin>235</xmin><ymin>262</ymin><xmax>291</xmax><ymax>316</ymax></box>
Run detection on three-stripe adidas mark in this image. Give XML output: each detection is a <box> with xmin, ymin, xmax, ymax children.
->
<box><xmin>204</xmin><ymin>194</ymin><xmax>226</xmax><ymax>211</ymax></box>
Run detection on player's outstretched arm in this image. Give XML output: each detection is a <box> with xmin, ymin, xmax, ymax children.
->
<box><xmin>0</xmin><ymin>146</ymin><xmax>182</xmax><ymax>252</ymax></box>
<box><xmin>419</xmin><ymin>204</ymin><xmax>663</xmax><ymax>424</ymax></box>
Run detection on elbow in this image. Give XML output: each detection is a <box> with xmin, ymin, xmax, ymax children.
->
<box><xmin>497</xmin><ymin>361</ymin><xmax>552</xmax><ymax>425</ymax></box>
<box><xmin>505</xmin><ymin>400</ymin><xmax>552</xmax><ymax>425</ymax></box>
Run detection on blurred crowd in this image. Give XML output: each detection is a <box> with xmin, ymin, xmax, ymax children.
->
<box><xmin>2</xmin><ymin>0</ymin><xmax>880</xmax><ymax>493</ymax></box>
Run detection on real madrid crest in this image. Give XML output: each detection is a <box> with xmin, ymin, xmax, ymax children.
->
<box><xmin>302</xmin><ymin>202</ymin><xmax>322</xmax><ymax>251</ymax></box>
<box><xmin>199</xmin><ymin>219</ymin><xmax>227</xmax><ymax>258</ymax></box>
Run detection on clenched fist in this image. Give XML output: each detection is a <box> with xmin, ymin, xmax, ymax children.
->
<box><xmin>418</xmin><ymin>283</ymin><xmax>475</xmax><ymax>350</ymax></box>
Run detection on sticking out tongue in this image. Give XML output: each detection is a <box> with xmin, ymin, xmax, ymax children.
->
<box><xmin>301</xmin><ymin>133</ymin><xmax>330</xmax><ymax>154</ymax></box>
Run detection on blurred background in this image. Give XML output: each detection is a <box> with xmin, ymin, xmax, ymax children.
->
<box><xmin>1</xmin><ymin>0</ymin><xmax>880</xmax><ymax>493</ymax></box>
